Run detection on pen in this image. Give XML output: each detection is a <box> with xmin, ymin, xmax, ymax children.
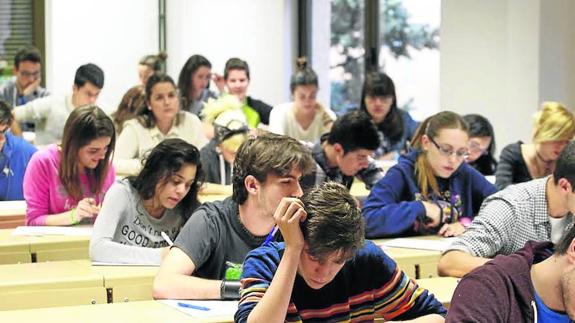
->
<box><xmin>177</xmin><ymin>302</ymin><xmax>211</xmax><ymax>311</ymax></box>
<box><xmin>263</xmin><ymin>225</ymin><xmax>279</xmax><ymax>245</ymax></box>
<box><xmin>161</xmin><ymin>231</ymin><xmax>174</xmax><ymax>246</ymax></box>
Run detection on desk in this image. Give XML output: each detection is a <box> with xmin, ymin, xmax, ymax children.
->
<box><xmin>0</xmin><ymin>200</ymin><xmax>26</xmax><ymax>229</ymax></box>
<box><xmin>0</xmin><ymin>228</ymin><xmax>32</xmax><ymax>264</ymax></box>
<box><xmin>374</xmin><ymin>237</ymin><xmax>444</xmax><ymax>279</ymax></box>
<box><xmin>0</xmin><ymin>300</ymin><xmax>234</xmax><ymax>322</ymax></box>
<box><xmin>416</xmin><ymin>277</ymin><xmax>459</xmax><ymax>307</ymax></box>
<box><xmin>199</xmin><ymin>194</ymin><xmax>229</xmax><ymax>203</ymax></box>
<box><xmin>89</xmin><ymin>264</ymin><xmax>159</xmax><ymax>303</ymax></box>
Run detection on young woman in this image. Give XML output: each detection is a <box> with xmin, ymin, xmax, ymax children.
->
<box><xmin>222</xmin><ymin>57</ymin><xmax>272</xmax><ymax>128</ymax></box>
<box><xmin>359</xmin><ymin>71</ymin><xmax>419</xmax><ymax>160</ymax></box>
<box><xmin>463</xmin><ymin>114</ymin><xmax>497</xmax><ymax>176</ymax></box>
<box><xmin>269</xmin><ymin>57</ymin><xmax>336</xmax><ymax>143</ymax></box>
<box><xmin>495</xmin><ymin>102</ymin><xmax>575</xmax><ymax>190</ymax></box>
<box><xmin>23</xmin><ymin>105</ymin><xmax>116</xmax><ymax>226</ymax></box>
<box><xmin>177</xmin><ymin>54</ymin><xmax>224</xmax><ymax>115</ymax></box>
<box><xmin>111</xmin><ymin>85</ymin><xmax>146</xmax><ymax>134</ymax></box>
<box><xmin>114</xmin><ymin>73</ymin><xmax>208</xmax><ymax>176</ymax></box>
<box><xmin>362</xmin><ymin>111</ymin><xmax>496</xmax><ymax>238</ymax></box>
<box><xmin>138</xmin><ymin>52</ymin><xmax>167</xmax><ymax>86</ymax></box>
<box><xmin>90</xmin><ymin>138</ymin><xmax>202</xmax><ymax>265</ymax></box>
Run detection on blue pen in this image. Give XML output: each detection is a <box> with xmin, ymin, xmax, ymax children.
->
<box><xmin>263</xmin><ymin>225</ymin><xmax>279</xmax><ymax>245</ymax></box>
<box><xmin>177</xmin><ymin>302</ymin><xmax>211</xmax><ymax>311</ymax></box>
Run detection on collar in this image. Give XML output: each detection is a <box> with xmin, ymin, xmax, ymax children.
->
<box><xmin>534</xmin><ymin>176</ymin><xmax>554</xmax><ymax>225</ymax></box>
<box><xmin>149</xmin><ymin>117</ymin><xmax>180</xmax><ymax>138</ymax></box>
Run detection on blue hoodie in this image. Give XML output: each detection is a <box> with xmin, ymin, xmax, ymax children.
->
<box><xmin>362</xmin><ymin>150</ymin><xmax>496</xmax><ymax>238</ymax></box>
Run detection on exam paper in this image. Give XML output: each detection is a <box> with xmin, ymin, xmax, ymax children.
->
<box><xmin>160</xmin><ymin>300</ymin><xmax>238</xmax><ymax>318</ymax></box>
<box><xmin>382</xmin><ymin>237</ymin><xmax>457</xmax><ymax>252</ymax></box>
<box><xmin>12</xmin><ymin>226</ymin><xmax>93</xmax><ymax>236</ymax></box>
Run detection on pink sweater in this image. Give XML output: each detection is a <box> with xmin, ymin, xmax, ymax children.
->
<box><xmin>23</xmin><ymin>145</ymin><xmax>116</xmax><ymax>226</ymax></box>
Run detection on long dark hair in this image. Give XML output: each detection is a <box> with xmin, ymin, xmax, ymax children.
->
<box><xmin>59</xmin><ymin>105</ymin><xmax>115</xmax><ymax>201</ymax></box>
<box><xmin>463</xmin><ymin>114</ymin><xmax>497</xmax><ymax>175</ymax></box>
<box><xmin>360</xmin><ymin>71</ymin><xmax>404</xmax><ymax>143</ymax></box>
<box><xmin>177</xmin><ymin>54</ymin><xmax>212</xmax><ymax>110</ymax></box>
<box><xmin>128</xmin><ymin>138</ymin><xmax>203</xmax><ymax>218</ymax></box>
<box><xmin>137</xmin><ymin>73</ymin><xmax>181</xmax><ymax>128</ymax></box>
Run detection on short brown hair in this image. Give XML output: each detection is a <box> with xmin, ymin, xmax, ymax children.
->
<box><xmin>232</xmin><ymin>132</ymin><xmax>314</xmax><ymax>204</ymax></box>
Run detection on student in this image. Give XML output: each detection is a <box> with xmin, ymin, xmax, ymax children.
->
<box><xmin>152</xmin><ymin>133</ymin><xmax>314</xmax><ymax>300</ymax></box>
<box><xmin>300</xmin><ymin>109</ymin><xmax>383</xmax><ymax>190</ymax></box>
<box><xmin>359</xmin><ymin>71</ymin><xmax>419</xmax><ymax>160</ymax></box>
<box><xmin>223</xmin><ymin>57</ymin><xmax>272</xmax><ymax>128</ymax></box>
<box><xmin>114</xmin><ymin>73</ymin><xmax>208</xmax><ymax>175</ymax></box>
<box><xmin>13</xmin><ymin>63</ymin><xmax>104</xmax><ymax>145</ymax></box>
<box><xmin>177</xmin><ymin>54</ymin><xmax>224</xmax><ymax>115</ymax></box>
<box><xmin>269</xmin><ymin>57</ymin><xmax>336</xmax><ymax>143</ymax></box>
<box><xmin>23</xmin><ymin>105</ymin><xmax>116</xmax><ymax>226</ymax></box>
<box><xmin>0</xmin><ymin>46</ymin><xmax>49</xmax><ymax>108</ymax></box>
<box><xmin>111</xmin><ymin>85</ymin><xmax>146</xmax><ymax>134</ymax></box>
<box><xmin>495</xmin><ymin>101</ymin><xmax>575</xmax><ymax>190</ymax></box>
<box><xmin>236</xmin><ymin>182</ymin><xmax>447</xmax><ymax>323</ymax></box>
<box><xmin>138</xmin><ymin>52</ymin><xmax>167</xmax><ymax>86</ymax></box>
<box><xmin>90</xmin><ymin>139</ymin><xmax>202</xmax><ymax>265</ymax></box>
<box><xmin>446</xmin><ymin>226</ymin><xmax>575</xmax><ymax>322</ymax></box>
<box><xmin>463</xmin><ymin>114</ymin><xmax>497</xmax><ymax>176</ymax></box>
<box><xmin>438</xmin><ymin>141</ymin><xmax>575</xmax><ymax>278</ymax></box>
<box><xmin>0</xmin><ymin>100</ymin><xmax>37</xmax><ymax>200</ymax></box>
<box><xmin>362</xmin><ymin>111</ymin><xmax>496</xmax><ymax>238</ymax></box>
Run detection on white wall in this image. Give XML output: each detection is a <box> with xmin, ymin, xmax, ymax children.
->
<box><xmin>166</xmin><ymin>0</ymin><xmax>296</xmax><ymax>107</ymax></box>
<box><xmin>45</xmin><ymin>0</ymin><xmax>158</xmax><ymax>113</ymax></box>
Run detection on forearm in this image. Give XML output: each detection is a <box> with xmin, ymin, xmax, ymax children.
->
<box><xmin>153</xmin><ymin>273</ymin><xmax>221</xmax><ymax>300</ymax></box>
<box><xmin>247</xmin><ymin>247</ymin><xmax>300</xmax><ymax>323</ymax></box>
<box><xmin>90</xmin><ymin>238</ymin><xmax>162</xmax><ymax>265</ymax></box>
<box><xmin>437</xmin><ymin>250</ymin><xmax>489</xmax><ymax>278</ymax></box>
<box><xmin>34</xmin><ymin>209</ymin><xmax>76</xmax><ymax>226</ymax></box>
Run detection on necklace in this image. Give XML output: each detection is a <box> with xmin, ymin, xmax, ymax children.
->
<box><xmin>534</xmin><ymin>150</ymin><xmax>553</xmax><ymax>176</ymax></box>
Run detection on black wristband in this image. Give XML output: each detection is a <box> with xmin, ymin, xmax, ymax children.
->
<box><xmin>220</xmin><ymin>280</ymin><xmax>241</xmax><ymax>300</ymax></box>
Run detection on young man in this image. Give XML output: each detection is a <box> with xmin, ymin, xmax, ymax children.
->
<box><xmin>0</xmin><ymin>46</ymin><xmax>49</xmax><ymax>107</ymax></box>
<box><xmin>0</xmin><ymin>100</ymin><xmax>37</xmax><ymax>200</ymax></box>
<box><xmin>152</xmin><ymin>133</ymin><xmax>314</xmax><ymax>300</ymax></box>
<box><xmin>447</xmin><ymin>225</ymin><xmax>575</xmax><ymax>322</ymax></box>
<box><xmin>236</xmin><ymin>182</ymin><xmax>446</xmax><ymax>323</ymax></box>
<box><xmin>300</xmin><ymin>109</ymin><xmax>382</xmax><ymax>190</ymax></box>
<box><xmin>13</xmin><ymin>63</ymin><xmax>104</xmax><ymax>145</ymax></box>
<box><xmin>438</xmin><ymin>141</ymin><xmax>575</xmax><ymax>278</ymax></box>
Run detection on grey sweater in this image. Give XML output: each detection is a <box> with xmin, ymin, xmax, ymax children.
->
<box><xmin>89</xmin><ymin>179</ymin><xmax>185</xmax><ymax>265</ymax></box>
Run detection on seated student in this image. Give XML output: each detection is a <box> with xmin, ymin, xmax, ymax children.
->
<box><xmin>199</xmin><ymin>96</ymin><xmax>249</xmax><ymax>195</ymax></box>
<box><xmin>236</xmin><ymin>182</ymin><xmax>447</xmax><ymax>323</ymax></box>
<box><xmin>446</xmin><ymin>225</ymin><xmax>575</xmax><ymax>322</ymax></box>
<box><xmin>0</xmin><ymin>100</ymin><xmax>37</xmax><ymax>200</ymax></box>
<box><xmin>90</xmin><ymin>139</ymin><xmax>202</xmax><ymax>265</ymax></box>
<box><xmin>152</xmin><ymin>133</ymin><xmax>314</xmax><ymax>300</ymax></box>
<box><xmin>23</xmin><ymin>105</ymin><xmax>116</xmax><ymax>226</ymax></box>
<box><xmin>223</xmin><ymin>57</ymin><xmax>272</xmax><ymax>128</ymax></box>
<box><xmin>438</xmin><ymin>141</ymin><xmax>575</xmax><ymax>278</ymax></box>
<box><xmin>269</xmin><ymin>57</ymin><xmax>336</xmax><ymax>143</ymax></box>
<box><xmin>111</xmin><ymin>85</ymin><xmax>146</xmax><ymax>134</ymax></box>
<box><xmin>463</xmin><ymin>114</ymin><xmax>498</xmax><ymax>176</ymax></box>
<box><xmin>495</xmin><ymin>101</ymin><xmax>575</xmax><ymax>190</ymax></box>
<box><xmin>360</xmin><ymin>71</ymin><xmax>419</xmax><ymax>160</ymax></box>
<box><xmin>13</xmin><ymin>63</ymin><xmax>104</xmax><ymax>145</ymax></box>
<box><xmin>177</xmin><ymin>54</ymin><xmax>224</xmax><ymax>115</ymax></box>
<box><xmin>300</xmin><ymin>109</ymin><xmax>383</xmax><ymax>190</ymax></box>
<box><xmin>137</xmin><ymin>52</ymin><xmax>167</xmax><ymax>86</ymax></box>
<box><xmin>362</xmin><ymin>111</ymin><xmax>496</xmax><ymax>238</ymax></box>
<box><xmin>114</xmin><ymin>73</ymin><xmax>208</xmax><ymax>175</ymax></box>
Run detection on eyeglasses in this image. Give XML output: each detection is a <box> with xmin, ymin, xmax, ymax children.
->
<box><xmin>469</xmin><ymin>140</ymin><xmax>489</xmax><ymax>156</ymax></box>
<box><xmin>18</xmin><ymin>70</ymin><xmax>41</xmax><ymax>78</ymax></box>
<box><xmin>429</xmin><ymin>137</ymin><xmax>470</xmax><ymax>160</ymax></box>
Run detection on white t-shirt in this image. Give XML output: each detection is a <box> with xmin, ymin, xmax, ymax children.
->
<box><xmin>268</xmin><ymin>102</ymin><xmax>336</xmax><ymax>143</ymax></box>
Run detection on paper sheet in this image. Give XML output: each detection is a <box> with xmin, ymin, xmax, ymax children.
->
<box><xmin>12</xmin><ymin>226</ymin><xmax>93</xmax><ymax>236</ymax></box>
<box><xmin>382</xmin><ymin>237</ymin><xmax>456</xmax><ymax>252</ymax></box>
<box><xmin>91</xmin><ymin>261</ymin><xmax>159</xmax><ymax>267</ymax></box>
<box><xmin>160</xmin><ymin>300</ymin><xmax>238</xmax><ymax>318</ymax></box>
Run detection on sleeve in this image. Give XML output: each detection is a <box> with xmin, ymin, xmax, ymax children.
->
<box><xmin>445</xmin><ymin>197</ymin><xmax>515</xmax><ymax>257</ymax></box>
<box><xmin>235</xmin><ymin>246</ymin><xmax>281</xmax><ymax>323</ymax></box>
<box><xmin>361</xmin><ymin>167</ymin><xmax>426</xmax><ymax>238</ymax></box>
<box><xmin>172</xmin><ymin>208</ymin><xmax>218</xmax><ymax>270</ymax></box>
<box><xmin>23</xmin><ymin>153</ymin><xmax>53</xmax><ymax>226</ymax></box>
<box><xmin>494</xmin><ymin>144</ymin><xmax>518</xmax><ymax>191</ymax></box>
<box><xmin>355</xmin><ymin>159</ymin><xmax>385</xmax><ymax>189</ymax></box>
<box><xmin>268</xmin><ymin>105</ymin><xmax>285</xmax><ymax>135</ymax></box>
<box><xmin>89</xmin><ymin>183</ymin><xmax>163</xmax><ymax>265</ymax></box>
<box><xmin>446</xmin><ymin>266</ymin><xmax>509</xmax><ymax>322</ymax></box>
<box><xmin>366</xmin><ymin>243</ymin><xmax>447</xmax><ymax>320</ymax></box>
<box><xmin>113</xmin><ymin>122</ymin><xmax>142</xmax><ymax>176</ymax></box>
<box><xmin>13</xmin><ymin>96</ymin><xmax>51</xmax><ymax>123</ymax></box>
<box><xmin>185</xmin><ymin>112</ymin><xmax>208</xmax><ymax>149</ymax></box>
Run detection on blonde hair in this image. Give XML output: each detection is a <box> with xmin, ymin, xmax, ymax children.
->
<box><xmin>533</xmin><ymin>102</ymin><xmax>575</xmax><ymax>143</ymax></box>
<box><xmin>203</xmin><ymin>95</ymin><xmax>249</xmax><ymax>152</ymax></box>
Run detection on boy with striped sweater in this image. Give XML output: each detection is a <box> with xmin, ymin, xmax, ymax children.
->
<box><xmin>235</xmin><ymin>182</ymin><xmax>446</xmax><ymax>323</ymax></box>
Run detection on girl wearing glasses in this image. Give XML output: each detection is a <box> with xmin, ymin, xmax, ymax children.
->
<box><xmin>363</xmin><ymin>111</ymin><xmax>496</xmax><ymax>238</ymax></box>
<box><xmin>495</xmin><ymin>102</ymin><xmax>575</xmax><ymax>190</ymax></box>
<box><xmin>463</xmin><ymin>114</ymin><xmax>497</xmax><ymax>176</ymax></box>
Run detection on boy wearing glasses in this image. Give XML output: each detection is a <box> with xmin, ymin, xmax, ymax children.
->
<box><xmin>438</xmin><ymin>141</ymin><xmax>575</xmax><ymax>278</ymax></box>
<box><xmin>0</xmin><ymin>46</ymin><xmax>48</xmax><ymax>108</ymax></box>
<box><xmin>362</xmin><ymin>111</ymin><xmax>496</xmax><ymax>238</ymax></box>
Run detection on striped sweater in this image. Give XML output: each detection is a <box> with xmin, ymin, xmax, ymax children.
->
<box><xmin>235</xmin><ymin>241</ymin><xmax>446</xmax><ymax>322</ymax></box>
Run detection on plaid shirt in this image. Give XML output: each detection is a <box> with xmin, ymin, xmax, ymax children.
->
<box><xmin>446</xmin><ymin>177</ymin><xmax>573</xmax><ymax>257</ymax></box>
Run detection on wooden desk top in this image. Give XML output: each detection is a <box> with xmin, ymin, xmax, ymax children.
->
<box><xmin>0</xmin><ymin>200</ymin><xmax>26</xmax><ymax>217</ymax></box>
<box><xmin>416</xmin><ymin>277</ymin><xmax>459</xmax><ymax>307</ymax></box>
<box><xmin>0</xmin><ymin>300</ymin><xmax>234</xmax><ymax>322</ymax></box>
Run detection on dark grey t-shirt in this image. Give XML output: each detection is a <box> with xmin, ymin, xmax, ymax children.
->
<box><xmin>173</xmin><ymin>197</ymin><xmax>267</xmax><ymax>279</ymax></box>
